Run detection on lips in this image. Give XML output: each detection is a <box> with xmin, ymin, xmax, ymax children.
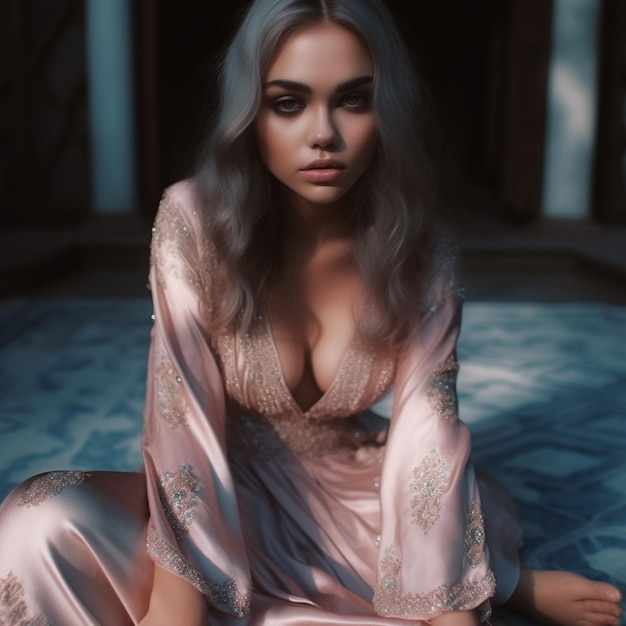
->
<box><xmin>299</xmin><ymin>168</ymin><xmax>344</xmax><ymax>182</ymax></box>
<box><xmin>300</xmin><ymin>159</ymin><xmax>346</xmax><ymax>183</ymax></box>
<box><xmin>302</xmin><ymin>158</ymin><xmax>345</xmax><ymax>170</ymax></box>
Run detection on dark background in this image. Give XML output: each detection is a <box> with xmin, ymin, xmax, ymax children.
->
<box><xmin>1</xmin><ymin>0</ymin><xmax>625</xmax><ymax>302</ymax></box>
<box><xmin>2</xmin><ymin>0</ymin><xmax>625</xmax><ymax>226</ymax></box>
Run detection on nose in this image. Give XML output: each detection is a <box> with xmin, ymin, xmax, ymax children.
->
<box><xmin>309</xmin><ymin>107</ymin><xmax>339</xmax><ymax>150</ymax></box>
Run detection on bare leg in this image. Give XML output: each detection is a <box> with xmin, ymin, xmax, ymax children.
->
<box><xmin>506</xmin><ymin>568</ymin><xmax>623</xmax><ymax>626</ymax></box>
<box><xmin>139</xmin><ymin>565</ymin><xmax>209</xmax><ymax>626</ymax></box>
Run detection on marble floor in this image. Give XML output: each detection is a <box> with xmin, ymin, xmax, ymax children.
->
<box><xmin>0</xmin><ymin>297</ymin><xmax>625</xmax><ymax>624</ymax></box>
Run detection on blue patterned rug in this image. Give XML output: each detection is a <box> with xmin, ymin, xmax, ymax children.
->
<box><xmin>0</xmin><ymin>298</ymin><xmax>624</xmax><ymax>622</ymax></box>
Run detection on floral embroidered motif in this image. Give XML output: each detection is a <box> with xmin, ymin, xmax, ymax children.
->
<box><xmin>426</xmin><ymin>354</ymin><xmax>459</xmax><ymax>421</ymax></box>
<box><xmin>373</xmin><ymin>546</ymin><xmax>495</xmax><ymax>620</ymax></box>
<box><xmin>159</xmin><ymin>464</ymin><xmax>201</xmax><ymax>538</ymax></box>
<box><xmin>0</xmin><ymin>572</ymin><xmax>51</xmax><ymax>626</ymax></box>
<box><xmin>464</xmin><ymin>500</ymin><xmax>487</xmax><ymax>569</ymax></box>
<box><xmin>146</xmin><ymin>524</ymin><xmax>251</xmax><ymax>617</ymax></box>
<box><xmin>150</xmin><ymin>193</ymin><xmax>202</xmax><ymax>292</ymax></box>
<box><xmin>409</xmin><ymin>448</ymin><xmax>450</xmax><ymax>533</ymax></box>
<box><xmin>18</xmin><ymin>471</ymin><xmax>91</xmax><ymax>508</ymax></box>
<box><xmin>155</xmin><ymin>351</ymin><xmax>189</xmax><ymax>427</ymax></box>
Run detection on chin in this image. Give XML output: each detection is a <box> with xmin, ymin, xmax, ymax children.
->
<box><xmin>299</xmin><ymin>188</ymin><xmax>348</xmax><ymax>206</ymax></box>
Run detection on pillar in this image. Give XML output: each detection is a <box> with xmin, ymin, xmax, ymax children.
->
<box><xmin>541</xmin><ymin>0</ymin><xmax>600</xmax><ymax>219</ymax></box>
<box><xmin>85</xmin><ymin>0</ymin><xmax>137</xmax><ymax>215</ymax></box>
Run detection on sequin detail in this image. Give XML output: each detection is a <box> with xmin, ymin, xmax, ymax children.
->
<box><xmin>224</xmin><ymin>312</ymin><xmax>395</xmax><ymax>459</ymax></box>
<box><xmin>409</xmin><ymin>449</ymin><xmax>450</xmax><ymax>533</ymax></box>
<box><xmin>308</xmin><ymin>339</ymin><xmax>375</xmax><ymax>419</ymax></box>
<box><xmin>0</xmin><ymin>572</ymin><xmax>50</xmax><ymax>626</ymax></box>
<box><xmin>373</xmin><ymin>546</ymin><xmax>496</xmax><ymax>619</ymax></box>
<box><xmin>213</xmin><ymin>328</ymin><xmax>245</xmax><ymax>407</ymax></box>
<box><xmin>17</xmin><ymin>471</ymin><xmax>91</xmax><ymax>508</ymax></box>
<box><xmin>423</xmin><ymin>229</ymin><xmax>466</xmax><ymax>314</ymax></box>
<box><xmin>479</xmin><ymin>599</ymin><xmax>493</xmax><ymax>622</ymax></box>
<box><xmin>151</xmin><ymin>192</ymin><xmax>202</xmax><ymax>292</ymax></box>
<box><xmin>156</xmin><ymin>351</ymin><xmax>189</xmax><ymax>427</ymax></box>
<box><xmin>226</xmin><ymin>404</ymin><xmax>368</xmax><ymax>460</ymax></box>
<box><xmin>376</xmin><ymin>358</ymin><xmax>397</xmax><ymax>397</ymax></box>
<box><xmin>427</xmin><ymin>354</ymin><xmax>459</xmax><ymax>421</ymax></box>
<box><xmin>159</xmin><ymin>464</ymin><xmax>201</xmax><ymax>538</ymax></box>
<box><xmin>241</xmin><ymin>314</ymin><xmax>396</xmax><ymax>422</ymax></box>
<box><xmin>464</xmin><ymin>500</ymin><xmax>487</xmax><ymax>568</ymax></box>
<box><xmin>239</xmin><ymin>317</ymin><xmax>293</xmax><ymax>418</ymax></box>
<box><xmin>146</xmin><ymin>524</ymin><xmax>251</xmax><ymax>617</ymax></box>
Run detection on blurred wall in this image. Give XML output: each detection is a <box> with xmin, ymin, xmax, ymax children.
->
<box><xmin>0</xmin><ymin>0</ymin><xmax>89</xmax><ymax>226</ymax></box>
<box><xmin>542</xmin><ymin>0</ymin><xmax>600</xmax><ymax>219</ymax></box>
<box><xmin>86</xmin><ymin>0</ymin><xmax>137</xmax><ymax>215</ymax></box>
<box><xmin>1</xmin><ymin>0</ymin><xmax>624</xmax><ymax>226</ymax></box>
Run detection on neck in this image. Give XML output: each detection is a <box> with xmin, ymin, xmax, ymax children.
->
<box><xmin>282</xmin><ymin>191</ymin><xmax>351</xmax><ymax>253</ymax></box>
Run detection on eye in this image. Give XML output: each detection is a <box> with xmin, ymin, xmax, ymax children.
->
<box><xmin>272</xmin><ymin>96</ymin><xmax>304</xmax><ymax>114</ymax></box>
<box><xmin>340</xmin><ymin>93</ymin><xmax>369</xmax><ymax>111</ymax></box>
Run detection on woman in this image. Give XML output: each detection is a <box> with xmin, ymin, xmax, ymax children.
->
<box><xmin>0</xmin><ymin>0</ymin><xmax>622</xmax><ymax>624</ymax></box>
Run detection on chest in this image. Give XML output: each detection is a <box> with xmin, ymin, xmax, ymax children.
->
<box><xmin>212</xmin><ymin>296</ymin><xmax>397</xmax><ymax>421</ymax></box>
<box><xmin>267</xmin><ymin>261</ymin><xmax>364</xmax><ymax>405</ymax></box>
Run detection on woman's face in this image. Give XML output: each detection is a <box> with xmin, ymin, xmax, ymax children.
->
<box><xmin>255</xmin><ymin>23</ymin><xmax>378</xmax><ymax>211</ymax></box>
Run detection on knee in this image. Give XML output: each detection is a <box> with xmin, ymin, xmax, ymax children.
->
<box><xmin>0</xmin><ymin>470</ymin><xmax>96</xmax><ymax>555</ymax></box>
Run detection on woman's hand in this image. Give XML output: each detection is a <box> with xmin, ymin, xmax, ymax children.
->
<box><xmin>139</xmin><ymin>565</ymin><xmax>209</xmax><ymax>626</ymax></box>
<box><xmin>430</xmin><ymin>609</ymin><xmax>480</xmax><ymax>626</ymax></box>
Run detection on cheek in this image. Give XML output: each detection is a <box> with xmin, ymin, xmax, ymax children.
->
<box><xmin>255</xmin><ymin>116</ymin><xmax>294</xmax><ymax>173</ymax></box>
<box><xmin>254</xmin><ymin>117</ymin><xmax>271</xmax><ymax>167</ymax></box>
<box><xmin>351</xmin><ymin>118</ymin><xmax>378</xmax><ymax>166</ymax></box>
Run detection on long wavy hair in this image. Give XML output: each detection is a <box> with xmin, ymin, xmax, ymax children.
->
<box><xmin>194</xmin><ymin>0</ymin><xmax>438</xmax><ymax>349</ymax></box>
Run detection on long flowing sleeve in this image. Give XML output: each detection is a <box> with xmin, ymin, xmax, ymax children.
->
<box><xmin>141</xmin><ymin>181</ymin><xmax>251</xmax><ymax>617</ymax></box>
<box><xmin>373</xmin><ymin>284</ymin><xmax>495</xmax><ymax>621</ymax></box>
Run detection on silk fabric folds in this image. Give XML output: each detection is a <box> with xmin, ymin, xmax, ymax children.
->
<box><xmin>0</xmin><ymin>181</ymin><xmax>522</xmax><ymax>625</ymax></box>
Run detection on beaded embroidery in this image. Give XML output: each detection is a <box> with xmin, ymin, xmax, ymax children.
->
<box><xmin>239</xmin><ymin>316</ymin><xmax>293</xmax><ymax>418</ymax></box>
<box><xmin>212</xmin><ymin>328</ymin><xmax>243</xmax><ymax>407</ymax></box>
<box><xmin>409</xmin><ymin>448</ymin><xmax>450</xmax><ymax>533</ymax></box>
<box><xmin>150</xmin><ymin>193</ymin><xmax>202</xmax><ymax>293</ymax></box>
<box><xmin>239</xmin><ymin>312</ymin><xmax>396</xmax><ymax>423</ymax></box>
<box><xmin>159</xmin><ymin>464</ymin><xmax>201</xmax><ymax>538</ymax></box>
<box><xmin>17</xmin><ymin>471</ymin><xmax>91</xmax><ymax>508</ymax></box>
<box><xmin>424</xmin><ymin>230</ymin><xmax>466</xmax><ymax>314</ymax></box>
<box><xmin>373</xmin><ymin>546</ymin><xmax>495</xmax><ymax>620</ymax></box>
<box><xmin>226</xmin><ymin>404</ymin><xmax>367</xmax><ymax>460</ymax></box>
<box><xmin>426</xmin><ymin>354</ymin><xmax>459</xmax><ymax>421</ymax></box>
<box><xmin>0</xmin><ymin>572</ymin><xmax>50</xmax><ymax>626</ymax></box>
<box><xmin>479</xmin><ymin>600</ymin><xmax>493</xmax><ymax>623</ymax></box>
<box><xmin>464</xmin><ymin>500</ymin><xmax>487</xmax><ymax>569</ymax></box>
<box><xmin>146</xmin><ymin>524</ymin><xmax>251</xmax><ymax>617</ymax></box>
<box><xmin>308</xmin><ymin>339</ymin><xmax>375</xmax><ymax>419</ymax></box>
<box><xmin>376</xmin><ymin>357</ymin><xmax>397</xmax><ymax>398</ymax></box>
<box><xmin>226</xmin><ymin>313</ymin><xmax>396</xmax><ymax>458</ymax></box>
<box><xmin>155</xmin><ymin>351</ymin><xmax>189</xmax><ymax>427</ymax></box>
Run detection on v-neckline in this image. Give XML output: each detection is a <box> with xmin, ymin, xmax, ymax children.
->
<box><xmin>262</xmin><ymin>309</ymin><xmax>358</xmax><ymax>418</ymax></box>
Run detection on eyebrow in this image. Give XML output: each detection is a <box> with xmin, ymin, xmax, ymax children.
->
<box><xmin>262</xmin><ymin>75</ymin><xmax>373</xmax><ymax>94</ymax></box>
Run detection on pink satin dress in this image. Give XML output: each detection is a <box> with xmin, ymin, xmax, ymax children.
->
<box><xmin>0</xmin><ymin>181</ymin><xmax>522</xmax><ymax>625</ymax></box>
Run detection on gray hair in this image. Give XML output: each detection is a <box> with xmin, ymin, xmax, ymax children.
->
<box><xmin>195</xmin><ymin>0</ymin><xmax>436</xmax><ymax>347</ymax></box>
